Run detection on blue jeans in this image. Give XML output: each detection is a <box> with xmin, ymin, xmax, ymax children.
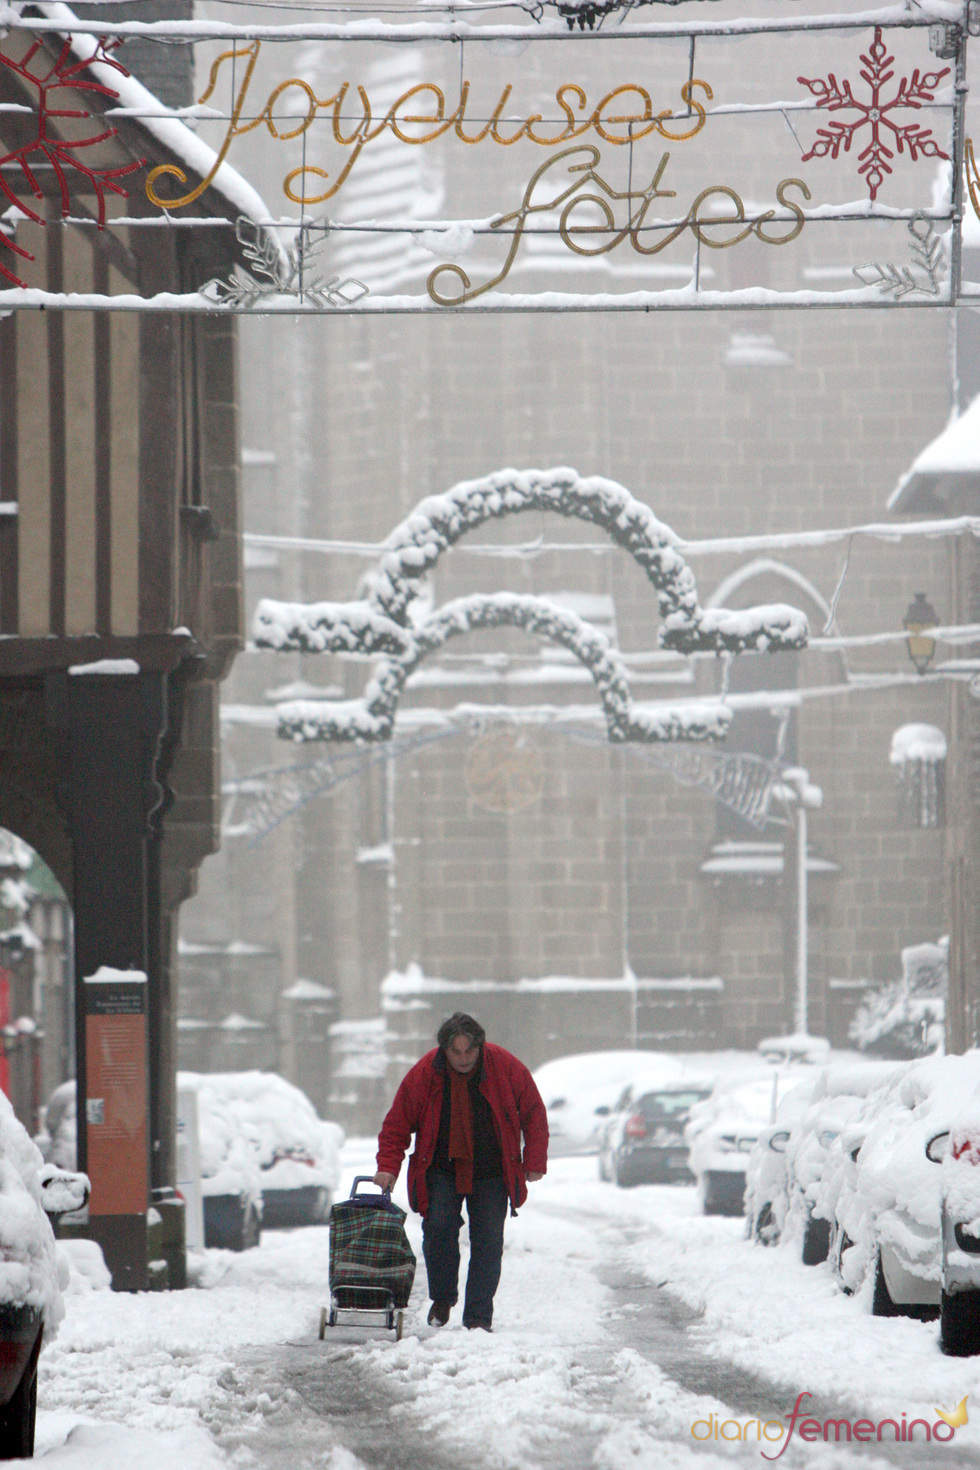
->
<box><xmin>423</xmin><ymin>1170</ymin><xmax>509</xmax><ymax>1328</ymax></box>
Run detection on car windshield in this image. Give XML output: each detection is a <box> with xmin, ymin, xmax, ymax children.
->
<box><xmin>640</xmin><ymin>1090</ymin><xmax>710</xmax><ymax>1119</ymax></box>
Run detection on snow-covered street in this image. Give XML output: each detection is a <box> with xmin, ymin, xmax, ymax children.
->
<box><xmin>26</xmin><ymin>1137</ymin><xmax>980</xmax><ymax>1470</ymax></box>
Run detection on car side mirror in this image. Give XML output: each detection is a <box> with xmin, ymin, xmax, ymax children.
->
<box><xmin>926</xmin><ymin>1131</ymin><xmax>951</xmax><ymax>1164</ymax></box>
<box><xmin>40</xmin><ymin>1164</ymin><xmax>90</xmax><ymax>1217</ymax></box>
<box><xmin>769</xmin><ymin>1130</ymin><xmax>791</xmax><ymax>1154</ymax></box>
<box><xmin>594</xmin><ymin>1105</ymin><xmax>610</xmax><ymax>1117</ymax></box>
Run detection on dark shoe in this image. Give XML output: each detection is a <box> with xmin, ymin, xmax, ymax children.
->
<box><xmin>465</xmin><ymin>1323</ymin><xmax>492</xmax><ymax>1332</ymax></box>
<box><xmin>427</xmin><ymin>1300</ymin><xmax>452</xmax><ymax>1326</ymax></box>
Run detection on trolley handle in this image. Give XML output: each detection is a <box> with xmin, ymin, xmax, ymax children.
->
<box><xmin>350</xmin><ymin>1175</ymin><xmax>393</xmax><ymax>1201</ymax></box>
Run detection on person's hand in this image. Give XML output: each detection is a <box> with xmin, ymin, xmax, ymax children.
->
<box><xmin>526</xmin><ymin>1171</ymin><xmax>544</xmax><ymax>1182</ymax></box>
<box><xmin>373</xmin><ymin>1171</ymin><xmax>396</xmax><ymax>1191</ymax></box>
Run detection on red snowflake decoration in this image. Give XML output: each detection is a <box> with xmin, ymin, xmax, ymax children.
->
<box><xmin>797</xmin><ymin>28</ymin><xmax>950</xmax><ymax>202</ymax></box>
<box><xmin>0</xmin><ymin>38</ymin><xmax>144</xmax><ymax>288</ymax></box>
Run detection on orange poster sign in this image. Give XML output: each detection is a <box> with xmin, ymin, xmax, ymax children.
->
<box><xmin>84</xmin><ymin>973</ymin><xmax>148</xmax><ymax>1217</ymax></box>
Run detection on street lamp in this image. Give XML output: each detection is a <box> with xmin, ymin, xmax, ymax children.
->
<box><xmin>772</xmin><ymin>767</ymin><xmax>823</xmax><ymax>1037</ymax></box>
<box><xmin>904</xmin><ymin>592</ymin><xmax>939</xmax><ymax>676</ymax></box>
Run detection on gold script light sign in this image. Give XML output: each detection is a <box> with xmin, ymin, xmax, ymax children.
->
<box><xmin>145</xmin><ymin>42</ymin><xmax>806</xmax><ymax>301</ymax></box>
<box><xmin>146</xmin><ymin>42</ymin><xmax>713</xmax><ymax>209</ymax></box>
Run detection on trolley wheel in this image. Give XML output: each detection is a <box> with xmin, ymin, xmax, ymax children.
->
<box><xmin>329</xmin><ymin>1307</ymin><xmax>337</xmax><ymax>1327</ymax></box>
<box><xmin>395</xmin><ymin>1311</ymin><xmax>404</xmax><ymax>1341</ymax></box>
<box><xmin>319</xmin><ymin>1307</ymin><xmax>327</xmax><ymax>1340</ymax></box>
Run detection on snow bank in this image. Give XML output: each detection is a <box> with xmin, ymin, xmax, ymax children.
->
<box><xmin>37</xmin><ymin>1421</ymin><xmax>229</xmax><ymax>1470</ymax></box>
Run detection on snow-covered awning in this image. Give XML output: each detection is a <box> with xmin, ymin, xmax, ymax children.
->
<box><xmin>889</xmin><ymin>722</ymin><xmax>948</xmax><ymax>765</ymax></box>
<box><xmin>888</xmin><ymin>395</ymin><xmax>980</xmax><ymax>515</ymax></box>
<box><xmin>0</xmin><ymin>3</ymin><xmax>286</xmax><ymax>285</ymax></box>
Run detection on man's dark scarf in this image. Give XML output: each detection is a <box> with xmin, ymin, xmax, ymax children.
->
<box><xmin>448</xmin><ymin>1064</ymin><xmax>475</xmax><ymax>1195</ymax></box>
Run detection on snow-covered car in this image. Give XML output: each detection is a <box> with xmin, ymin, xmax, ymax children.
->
<box><xmin>600</xmin><ymin>1081</ymin><xmax>713</xmax><ymax>1187</ymax></box>
<box><xmin>179</xmin><ymin>1071</ymin><xmax>343</xmax><ymax>1244</ymax></box>
<box><xmin>818</xmin><ymin>1053</ymin><xmax>980</xmax><ymax>1327</ymax></box>
<box><xmin>745</xmin><ymin>1062</ymin><xmax>899</xmax><ymax>1257</ymax></box>
<box><xmin>686</xmin><ymin>1073</ymin><xmax>804</xmax><ymax>1216</ymax></box>
<box><xmin>36</xmin><ymin>1080</ymin><xmax>76</xmax><ymax>1171</ymax></box>
<box><xmin>0</xmin><ymin>1088</ymin><xmax>88</xmax><ymax>1459</ymax></box>
<box><xmin>922</xmin><ymin>1106</ymin><xmax>980</xmax><ymax>1354</ymax></box>
<box><xmin>534</xmin><ymin>1051</ymin><xmax>684</xmax><ymax>1156</ymax></box>
<box><xmin>744</xmin><ymin>1079</ymin><xmax>815</xmax><ymax>1244</ymax></box>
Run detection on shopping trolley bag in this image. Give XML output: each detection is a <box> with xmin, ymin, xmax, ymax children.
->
<box><xmin>321</xmin><ymin>1176</ymin><xmax>416</xmax><ymax>1338</ymax></box>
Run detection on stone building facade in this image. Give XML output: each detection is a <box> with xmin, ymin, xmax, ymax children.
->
<box><xmin>176</xmin><ymin>20</ymin><xmax>964</xmax><ymax>1128</ymax></box>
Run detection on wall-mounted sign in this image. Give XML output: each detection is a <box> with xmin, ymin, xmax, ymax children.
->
<box><xmin>0</xmin><ymin>9</ymin><xmax>971</xmax><ymax>313</ymax></box>
<box><xmin>83</xmin><ymin>967</ymin><xmax>148</xmax><ymax>1291</ymax></box>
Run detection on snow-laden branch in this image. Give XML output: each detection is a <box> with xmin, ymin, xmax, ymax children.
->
<box><xmin>273</xmin><ymin>593</ymin><xmax>733</xmax><ymax>745</ymax></box>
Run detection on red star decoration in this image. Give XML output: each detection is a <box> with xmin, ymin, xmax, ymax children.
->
<box><xmin>0</xmin><ymin>39</ymin><xmax>144</xmax><ymax>288</ymax></box>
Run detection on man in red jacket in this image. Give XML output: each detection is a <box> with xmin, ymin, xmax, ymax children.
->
<box><xmin>373</xmin><ymin>1011</ymin><xmax>548</xmax><ymax>1332</ymax></box>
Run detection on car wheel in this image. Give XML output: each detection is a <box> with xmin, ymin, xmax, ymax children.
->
<box><xmin>241</xmin><ymin>1203</ymin><xmax>261</xmax><ymax>1251</ymax></box>
<box><xmin>941</xmin><ymin>1288</ymin><xmax>980</xmax><ymax>1356</ymax></box>
<box><xmin>872</xmin><ymin>1252</ymin><xmax>903</xmax><ymax>1317</ymax></box>
<box><xmin>0</xmin><ymin>1359</ymin><xmax>37</xmax><ymax>1460</ymax></box>
<box><xmin>802</xmin><ymin>1216</ymin><xmax>832</xmax><ymax>1267</ymax></box>
<box><xmin>753</xmin><ymin>1202</ymin><xmax>779</xmax><ymax>1246</ymax></box>
<box><xmin>872</xmin><ymin>1251</ymin><xmax>939</xmax><ymax>1321</ymax></box>
<box><xmin>614</xmin><ymin>1157</ymin><xmax>635</xmax><ymax>1189</ymax></box>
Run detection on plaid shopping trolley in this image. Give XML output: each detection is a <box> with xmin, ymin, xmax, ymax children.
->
<box><xmin>319</xmin><ymin>1176</ymin><xmax>416</xmax><ymax>1340</ymax></box>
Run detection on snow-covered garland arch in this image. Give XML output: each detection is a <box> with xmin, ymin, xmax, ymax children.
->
<box><xmin>254</xmin><ymin>468</ymin><xmax>809</xmax><ymax>745</ymax></box>
<box><xmin>275</xmin><ymin>593</ymin><xmax>733</xmax><ymax>745</ymax></box>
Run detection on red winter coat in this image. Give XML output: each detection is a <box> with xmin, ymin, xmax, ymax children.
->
<box><xmin>376</xmin><ymin>1043</ymin><xmax>549</xmax><ymax>1217</ymax></box>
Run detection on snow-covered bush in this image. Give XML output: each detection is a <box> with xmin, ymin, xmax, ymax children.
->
<box><xmin>849</xmin><ymin>939</ymin><xmax>947</xmax><ymax>1059</ymax></box>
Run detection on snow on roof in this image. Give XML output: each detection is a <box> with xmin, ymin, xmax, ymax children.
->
<box><xmin>381</xmin><ymin>964</ymin><xmax>722</xmax><ymax>997</ymax></box>
<box><xmin>68</xmin><ymin>658</ymin><xmax>141</xmax><ymax>676</ymax></box>
<box><xmin>889</xmin><ymin>395</ymin><xmax>980</xmax><ymax>512</ymax></box>
<box><xmin>84</xmin><ymin>965</ymin><xmax>145</xmax><ymax>984</ymax></box>
<box><xmin>26</xmin><ymin>3</ymin><xmax>279</xmax><ymax>242</ymax></box>
<box><xmin>281</xmin><ymin>978</ymin><xmax>336</xmax><ymax>1001</ymax></box>
<box><xmin>902</xmin><ymin>396</ymin><xmax>980</xmax><ymax>478</ymax></box>
<box><xmin>219</xmin><ymin>1012</ymin><xmax>266</xmax><ymax>1031</ymax></box>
